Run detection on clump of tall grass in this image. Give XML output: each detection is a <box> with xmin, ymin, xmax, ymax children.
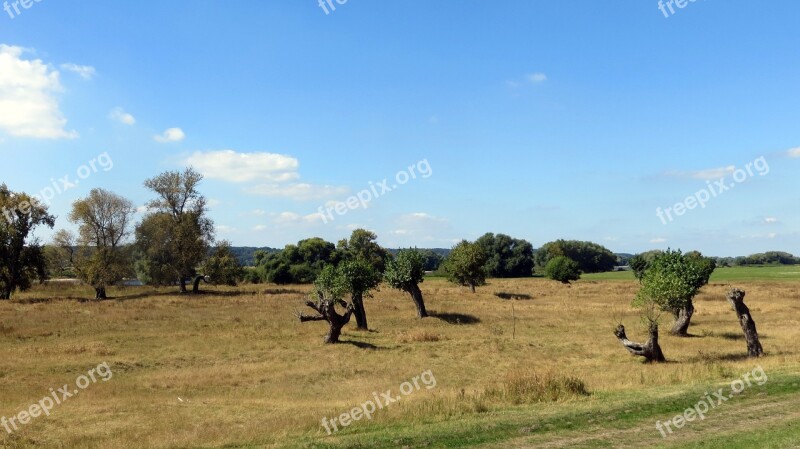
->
<box><xmin>482</xmin><ymin>370</ymin><xmax>590</xmax><ymax>404</ymax></box>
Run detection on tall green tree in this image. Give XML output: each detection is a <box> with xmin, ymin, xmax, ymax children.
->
<box><xmin>337</xmin><ymin>228</ymin><xmax>390</xmax><ymax>273</ymax></box>
<box><xmin>443</xmin><ymin>240</ymin><xmax>488</xmax><ymax>293</ymax></box>
<box><xmin>535</xmin><ymin>240</ymin><xmax>618</xmax><ymax>274</ymax></box>
<box><xmin>55</xmin><ymin>189</ymin><xmax>135</xmax><ymax>299</ymax></box>
<box><xmin>0</xmin><ymin>185</ymin><xmax>54</xmax><ymax>299</ymax></box>
<box><xmin>384</xmin><ymin>248</ymin><xmax>428</xmax><ymax>318</ymax></box>
<box><xmin>476</xmin><ymin>233</ymin><xmax>534</xmax><ymax>277</ymax></box>
<box><xmin>339</xmin><ymin>259</ymin><xmax>382</xmax><ymax>330</ymax></box>
<box><xmin>135</xmin><ymin>168</ymin><xmax>214</xmax><ymax>293</ymax></box>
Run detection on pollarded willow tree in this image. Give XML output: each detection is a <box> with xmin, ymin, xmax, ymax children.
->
<box><xmin>297</xmin><ymin>264</ymin><xmax>353</xmax><ymax>344</ymax></box>
<box><xmin>55</xmin><ymin>188</ymin><xmax>136</xmax><ymax>299</ymax></box>
<box><xmin>0</xmin><ymin>185</ymin><xmax>54</xmax><ymax>299</ymax></box>
<box><xmin>647</xmin><ymin>250</ymin><xmax>715</xmax><ymax>336</ymax></box>
<box><xmin>443</xmin><ymin>240</ymin><xmax>488</xmax><ymax>293</ymax></box>
<box><xmin>339</xmin><ymin>259</ymin><xmax>382</xmax><ymax>330</ymax></box>
<box><xmin>384</xmin><ymin>248</ymin><xmax>428</xmax><ymax>318</ymax></box>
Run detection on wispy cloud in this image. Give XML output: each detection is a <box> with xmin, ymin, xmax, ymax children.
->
<box><xmin>526</xmin><ymin>72</ymin><xmax>547</xmax><ymax>83</ymax></box>
<box><xmin>60</xmin><ymin>63</ymin><xmax>96</xmax><ymax>80</ymax></box>
<box><xmin>245</xmin><ymin>183</ymin><xmax>349</xmax><ymax>201</ymax></box>
<box><xmin>109</xmin><ymin>107</ymin><xmax>136</xmax><ymax>125</ymax></box>
<box><xmin>664</xmin><ymin>165</ymin><xmax>736</xmax><ymax>180</ymax></box>
<box><xmin>154</xmin><ymin>127</ymin><xmax>185</xmax><ymax>143</ymax></box>
<box><xmin>787</xmin><ymin>147</ymin><xmax>800</xmax><ymax>158</ymax></box>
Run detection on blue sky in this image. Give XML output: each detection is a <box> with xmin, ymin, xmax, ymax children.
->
<box><xmin>0</xmin><ymin>0</ymin><xmax>798</xmax><ymax>256</ymax></box>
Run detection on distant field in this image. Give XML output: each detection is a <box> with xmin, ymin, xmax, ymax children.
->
<box><xmin>584</xmin><ymin>265</ymin><xmax>800</xmax><ymax>282</ymax></box>
<box><xmin>0</xmin><ymin>277</ymin><xmax>798</xmax><ymax>448</ymax></box>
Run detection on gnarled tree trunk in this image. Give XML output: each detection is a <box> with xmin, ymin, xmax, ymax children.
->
<box><xmin>95</xmin><ymin>286</ymin><xmax>107</xmax><ymax>300</ymax></box>
<box><xmin>727</xmin><ymin>288</ymin><xmax>763</xmax><ymax>357</ymax></box>
<box><xmin>351</xmin><ymin>292</ymin><xmax>368</xmax><ymax>330</ymax></box>
<box><xmin>298</xmin><ymin>297</ymin><xmax>353</xmax><ymax>344</ymax></box>
<box><xmin>407</xmin><ymin>284</ymin><xmax>428</xmax><ymax>318</ymax></box>
<box><xmin>671</xmin><ymin>299</ymin><xmax>694</xmax><ymax>336</ymax></box>
<box><xmin>614</xmin><ymin>322</ymin><xmax>666</xmax><ymax>363</ymax></box>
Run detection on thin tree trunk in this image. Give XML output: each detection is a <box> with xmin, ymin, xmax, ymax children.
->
<box><xmin>470</xmin><ymin>284</ymin><xmax>476</xmax><ymax>294</ymax></box>
<box><xmin>727</xmin><ymin>288</ymin><xmax>764</xmax><ymax>357</ymax></box>
<box><xmin>351</xmin><ymin>292</ymin><xmax>368</xmax><ymax>330</ymax></box>
<box><xmin>408</xmin><ymin>284</ymin><xmax>428</xmax><ymax>318</ymax></box>
<box><xmin>179</xmin><ymin>278</ymin><xmax>187</xmax><ymax>294</ymax></box>
<box><xmin>671</xmin><ymin>299</ymin><xmax>694</xmax><ymax>336</ymax></box>
<box><xmin>614</xmin><ymin>322</ymin><xmax>666</xmax><ymax>363</ymax></box>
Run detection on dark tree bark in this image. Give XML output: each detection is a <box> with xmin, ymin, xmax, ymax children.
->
<box><xmin>179</xmin><ymin>278</ymin><xmax>188</xmax><ymax>294</ymax></box>
<box><xmin>727</xmin><ymin>288</ymin><xmax>764</xmax><ymax>357</ymax></box>
<box><xmin>614</xmin><ymin>322</ymin><xmax>666</xmax><ymax>363</ymax></box>
<box><xmin>470</xmin><ymin>284</ymin><xmax>476</xmax><ymax>294</ymax></box>
<box><xmin>407</xmin><ymin>284</ymin><xmax>428</xmax><ymax>318</ymax></box>
<box><xmin>351</xmin><ymin>292</ymin><xmax>368</xmax><ymax>330</ymax></box>
<box><xmin>0</xmin><ymin>288</ymin><xmax>11</xmax><ymax>300</ymax></box>
<box><xmin>671</xmin><ymin>299</ymin><xmax>694</xmax><ymax>336</ymax></box>
<box><xmin>298</xmin><ymin>297</ymin><xmax>353</xmax><ymax>344</ymax></box>
<box><xmin>192</xmin><ymin>275</ymin><xmax>207</xmax><ymax>294</ymax></box>
<box><xmin>95</xmin><ymin>286</ymin><xmax>107</xmax><ymax>300</ymax></box>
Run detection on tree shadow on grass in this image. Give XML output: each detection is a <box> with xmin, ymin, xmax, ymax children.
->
<box><xmin>494</xmin><ymin>292</ymin><xmax>534</xmax><ymax>300</ymax></box>
<box><xmin>430</xmin><ymin>311</ymin><xmax>481</xmax><ymax>325</ymax></box>
<box><xmin>339</xmin><ymin>340</ymin><xmax>383</xmax><ymax>350</ymax></box>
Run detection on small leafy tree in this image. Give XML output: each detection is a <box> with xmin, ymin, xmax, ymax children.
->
<box><xmin>635</xmin><ymin>249</ymin><xmax>715</xmax><ymax>337</ymax></box>
<box><xmin>384</xmin><ymin>248</ymin><xmax>428</xmax><ymax>318</ymax></box>
<box><xmin>443</xmin><ymin>240</ymin><xmax>488</xmax><ymax>293</ymax></box>
<box><xmin>0</xmin><ymin>185</ymin><xmax>54</xmax><ymax>299</ymax></box>
<box><xmin>545</xmin><ymin>256</ymin><xmax>580</xmax><ymax>284</ymax></box>
<box><xmin>297</xmin><ymin>265</ymin><xmax>352</xmax><ymax>344</ymax></box>
<box><xmin>339</xmin><ymin>259</ymin><xmax>381</xmax><ymax>330</ymax></box>
<box><xmin>199</xmin><ymin>241</ymin><xmax>244</xmax><ymax>291</ymax></box>
<box><xmin>337</xmin><ymin>229</ymin><xmax>390</xmax><ymax>273</ymax></box>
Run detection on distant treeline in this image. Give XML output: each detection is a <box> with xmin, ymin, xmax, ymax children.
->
<box><xmin>715</xmin><ymin>251</ymin><xmax>800</xmax><ymax>267</ymax></box>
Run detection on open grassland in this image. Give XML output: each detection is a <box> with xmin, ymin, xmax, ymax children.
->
<box><xmin>0</xmin><ymin>276</ymin><xmax>799</xmax><ymax>448</ymax></box>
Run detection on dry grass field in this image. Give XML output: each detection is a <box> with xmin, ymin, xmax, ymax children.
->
<box><xmin>1</xmin><ymin>277</ymin><xmax>799</xmax><ymax>448</ymax></box>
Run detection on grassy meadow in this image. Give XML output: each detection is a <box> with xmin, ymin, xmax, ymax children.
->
<box><xmin>1</xmin><ymin>268</ymin><xmax>799</xmax><ymax>448</ymax></box>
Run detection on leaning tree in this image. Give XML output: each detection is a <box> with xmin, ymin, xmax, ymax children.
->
<box><xmin>297</xmin><ymin>265</ymin><xmax>353</xmax><ymax>344</ymax></box>
<box><xmin>727</xmin><ymin>288</ymin><xmax>764</xmax><ymax>358</ymax></box>
<box><xmin>384</xmin><ymin>248</ymin><xmax>428</xmax><ymax>318</ymax></box>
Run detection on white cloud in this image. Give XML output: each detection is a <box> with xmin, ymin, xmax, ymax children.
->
<box><xmin>764</xmin><ymin>217</ymin><xmax>779</xmax><ymax>224</ymax></box>
<box><xmin>270</xmin><ymin>211</ymin><xmax>324</xmax><ymax>225</ymax></box>
<box><xmin>109</xmin><ymin>107</ymin><xmax>135</xmax><ymax>125</ymax></box>
<box><xmin>665</xmin><ymin>166</ymin><xmax>735</xmax><ymax>180</ymax></box>
<box><xmin>650</xmin><ymin>237</ymin><xmax>668</xmax><ymax>244</ymax></box>
<box><xmin>245</xmin><ymin>183</ymin><xmax>349</xmax><ymax>201</ymax></box>
<box><xmin>186</xmin><ymin>150</ymin><xmax>299</xmax><ymax>183</ymax></box>
<box><xmin>251</xmin><ymin>209</ymin><xmax>267</xmax><ymax>216</ymax></box>
<box><xmin>60</xmin><ymin>63</ymin><xmax>96</xmax><ymax>80</ymax></box>
<box><xmin>527</xmin><ymin>72</ymin><xmax>548</xmax><ymax>83</ymax></box>
<box><xmin>154</xmin><ymin>127</ymin><xmax>185</xmax><ymax>143</ymax></box>
<box><xmin>253</xmin><ymin>224</ymin><xmax>268</xmax><ymax>232</ymax></box>
<box><xmin>0</xmin><ymin>45</ymin><xmax>78</xmax><ymax>139</ymax></box>
<box><xmin>217</xmin><ymin>225</ymin><xmax>236</xmax><ymax>234</ymax></box>
<box><xmin>787</xmin><ymin>147</ymin><xmax>800</xmax><ymax>158</ymax></box>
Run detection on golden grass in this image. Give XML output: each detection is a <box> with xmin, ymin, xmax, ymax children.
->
<box><xmin>0</xmin><ymin>278</ymin><xmax>797</xmax><ymax>448</ymax></box>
